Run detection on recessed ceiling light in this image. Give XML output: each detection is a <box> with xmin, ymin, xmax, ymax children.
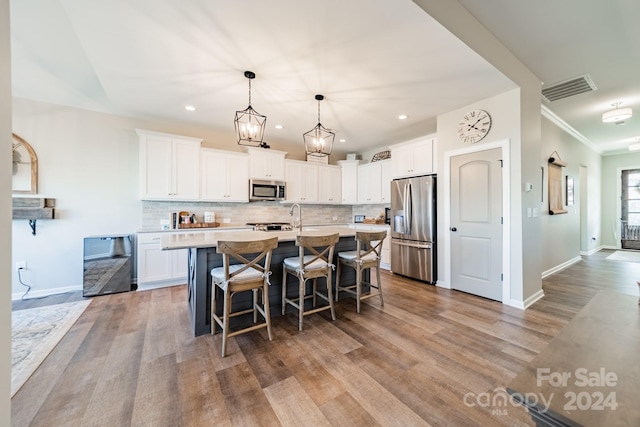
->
<box><xmin>629</xmin><ymin>143</ymin><xmax>640</xmax><ymax>151</ymax></box>
<box><xmin>185</xmin><ymin>105</ymin><xmax>196</xmax><ymax>112</ymax></box>
<box><xmin>275</xmin><ymin>124</ymin><xmax>283</xmax><ymax>129</ymax></box>
<box><xmin>339</xmin><ymin>139</ymin><xmax>346</xmax><ymax>143</ymax></box>
<box><xmin>398</xmin><ymin>114</ymin><xmax>408</xmax><ymax>120</ymax></box>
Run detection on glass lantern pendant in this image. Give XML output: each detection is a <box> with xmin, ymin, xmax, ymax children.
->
<box><xmin>303</xmin><ymin>94</ymin><xmax>335</xmax><ymax>157</ymax></box>
<box><xmin>234</xmin><ymin>71</ymin><xmax>267</xmax><ymax>147</ymax></box>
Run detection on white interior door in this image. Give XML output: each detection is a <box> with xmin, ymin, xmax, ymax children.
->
<box><xmin>450</xmin><ymin>148</ymin><xmax>503</xmax><ymax>301</ymax></box>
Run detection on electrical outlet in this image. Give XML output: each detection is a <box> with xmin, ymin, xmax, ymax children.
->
<box><xmin>16</xmin><ymin>261</ymin><xmax>26</xmax><ymax>271</ymax></box>
<box><xmin>223</xmin><ymin>218</ymin><xmax>231</xmax><ymax>224</ymax></box>
<box><xmin>332</xmin><ymin>216</ymin><xmax>338</xmax><ymax>221</ymax></box>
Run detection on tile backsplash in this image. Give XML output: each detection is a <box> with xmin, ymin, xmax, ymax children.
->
<box><xmin>141</xmin><ymin>201</ymin><xmax>389</xmax><ymax>230</ymax></box>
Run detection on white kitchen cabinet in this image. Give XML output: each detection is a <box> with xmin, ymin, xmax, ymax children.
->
<box><xmin>245</xmin><ymin>147</ymin><xmax>287</xmax><ymax>181</ymax></box>
<box><xmin>338</xmin><ymin>160</ymin><xmax>360</xmax><ymax>204</ymax></box>
<box><xmin>357</xmin><ymin>162</ymin><xmax>382</xmax><ymax>204</ymax></box>
<box><xmin>285</xmin><ymin>160</ymin><xmax>318</xmax><ymax>203</ymax></box>
<box><xmin>200</xmin><ymin>148</ymin><xmax>249</xmax><ymax>202</ymax></box>
<box><xmin>137</xmin><ymin>232</ymin><xmax>188</xmax><ymax>288</ymax></box>
<box><xmin>380</xmin><ymin>160</ymin><xmax>392</xmax><ymax>203</ymax></box>
<box><xmin>138</xmin><ymin>129</ymin><xmax>202</xmax><ymax>200</ymax></box>
<box><xmin>318</xmin><ymin>164</ymin><xmax>342</xmax><ymax>204</ymax></box>
<box><xmin>389</xmin><ymin>136</ymin><xmax>435</xmax><ymax>178</ymax></box>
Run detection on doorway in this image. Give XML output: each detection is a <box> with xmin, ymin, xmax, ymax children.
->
<box><xmin>450</xmin><ymin>147</ymin><xmax>503</xmax><ymax>301</ymax></box>
<box><xmin>620</xmin><ymin>169</ymin><xmax>640</xmax><ymax>250</ymax></box>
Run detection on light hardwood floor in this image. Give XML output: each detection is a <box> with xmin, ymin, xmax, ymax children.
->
<box><xmin>11</xmin><ymin>249</ymin><xmax>640</xmax><ymax>426</ymax></box>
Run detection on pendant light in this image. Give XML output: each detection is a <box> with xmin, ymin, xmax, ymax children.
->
<box><xmin>234</xmin><ymin>71</ymin><xmax>267</xmax><ymax>147</ymax></box>
<box><xmin>303</xmin><ymin>94</ymin><xmax>335</xmax><ymax>157</ymax></box>
<box><xmin>602</xmin><ymin>102</ymin><xmax>632</xmax><ymax>123</ymax></box>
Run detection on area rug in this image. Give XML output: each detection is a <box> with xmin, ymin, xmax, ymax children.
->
<box><xmin>11</xmin><ymin>300</ymin><xmax>91</xmax><ymax>396</ymax></box>
<box><xmin>606</xmin><ymin>250</ymin><xmax>640</xmax><ymax>263</ymax></box>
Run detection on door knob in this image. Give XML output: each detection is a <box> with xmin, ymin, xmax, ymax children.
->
<box><xmin>450</xmin><ymin>227</ymin><xmax>457</xmax><ymax>232</ymax></box>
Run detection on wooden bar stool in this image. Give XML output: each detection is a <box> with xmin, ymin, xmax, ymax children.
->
<box><xmin>282</xmin><ymin>233</ymin><xmax>339</xmax><ymax>331</ymax></box>
<box><xmin>210</xmin><ymin>237</ymin><xmax>278</xmax><ymax>357</ymax></box>
<box><xmin>335</xmin><ymin>230</ymin><xmax>387</xmax><ymax>313</ymax></box>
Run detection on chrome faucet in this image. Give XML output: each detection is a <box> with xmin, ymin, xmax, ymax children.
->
<box><xmin>290</xmin><ymin>203</ymin><xmax>302</xmax><ymax>230</ymax></box>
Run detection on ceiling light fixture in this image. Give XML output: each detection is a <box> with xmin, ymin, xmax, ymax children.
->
<box><xmin>234</xmin><ymin>71</ymin><xmax>267</xmax><ymax>147</ymax></box>
<box><xmin>398</xmin><ymin>114</ymin><xmax>408</xmax><ymax>120</ymax></box>
<box><xmin>185</xmin><ymin>105</ymin><xmax>196</xmax><ymax>112</ymax></box>
<box><xmin>602</xmin><ymin>102</ymin><xmax>632</xmax><ymax>123</ymax></box>
<box><xmin>303</xmin><ymin>94</ymin><xmax>335</xmax><ymax>157</ymax></box>
<box><xmin>628</xmin><ymin>143</ymin><xmax>640</xmax><ymax>151</ymax></box>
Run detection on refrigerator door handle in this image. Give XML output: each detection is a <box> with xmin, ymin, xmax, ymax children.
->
<box><xmin>405</xmin><ymin>183</ymin><xmax>412</xmax><ymax>235</ymax></box>
<box><xmin>392</xmin><ymin>240</ymin><xmax>431</xmax><ymax>250</ymax></box>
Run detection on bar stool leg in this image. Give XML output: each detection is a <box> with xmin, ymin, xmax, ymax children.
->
<box><xmin>221</xmin><ymin>289</ymin><xmax>232</xmax><ymax>357</ymax></box>
<box><xmin>335</xmin><ymin>261</ymin><xmax>342</xmax><ymax>301</ymax></box>
<box><xmin>376</xmin><ymin>265</ymin><xmax>384</xmax><ymax>307</ymax></box>
<box><xmin>356</xmin><ymin>266</ymin><xmax>362</xmax><ymax>314</ymax></box>
<box><xmin>282</xmin><ymin>270</ymin><xmax>288</xmax><ymax>316</ymax></box>
<box><xmin>298</xmin><ymin>277</ymin><xmax>305</xmax><ymax>331</ymax></box>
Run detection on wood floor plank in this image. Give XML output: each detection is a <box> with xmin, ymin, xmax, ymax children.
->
<box><xmin>131</xmin><ymin>354</ymin><xmax>180</xmax><ymax>427</ymax></box>
<box><xmin>264</xmin><ymin>376</ymin><xmax>332</xmax><ymax>426</ymax></box>
<box><xmin>216</xmin><ymin>362</ymin><xmax>281</xmax><ymax>426</ymax></box>
<box><xmin>320</xmin><ymin>391</ymin><xmax>382</xmax><ymax>427</ymax></box>
<box><xmin>79</xmin><ymin>331</ymin><xmax>144</xmax><ymax>426</ymax></box>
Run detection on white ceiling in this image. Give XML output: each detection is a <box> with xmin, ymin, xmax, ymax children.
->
<box><xmin>459</xmin><ymin>0</ymin><xmax>640</xmax><ymax>154</ymax></box>
<box><xmin>10</xmin><ymin>0</ymin><xmax>639</xmax><ymax>155</ymax></box>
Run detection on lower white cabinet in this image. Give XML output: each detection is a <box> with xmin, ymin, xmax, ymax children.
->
<box><xmin>137</xmin><ymin>233</ymin><xmax>188</xmax><ymax>289</ymax></box>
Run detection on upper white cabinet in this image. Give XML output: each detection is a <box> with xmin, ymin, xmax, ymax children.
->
<box><xmin>317</xmin><ymin>164</ymin><xmax>342</xmax><ymax>204</ymax></box>
<box><xmin>245</xmin><ymin>147</ymin><xmax>287</xmax><ymax>181</ymax></box>
<box><xmin>357</xmin><ymin>162</ymin><xmax>383</xmax><ymax>204</ymax></box>
<box><xmin>200</xmin><ymin>148</ymin><xmax>249</xmax><ymax>202</ymax></box>
<box><xmin>356</xmin><ymin>159</ymin><xmax>392</xmax><ymax>204</ymax></box>
<box><xmin>338</xmin><ymin>160</ymin><xmax>360</xmax><ymax>204</ymax></box>
<box><xmin>285</xmin><ymin>160</ymin><xmax>319</xmax><ymax>203</ymax></box>
<box><xmin>138</xmin><ymin>129</ymin><xmax>202</xmax><ymax>200</ymax></box>
<box><xmin>380</xmin><ymin>160</ymin><xmax>392</xmax><ymax>203</ymax></box>
<box><xmin>389</xmin><ymin>136</ymin><xmax>435</xmax><ymax>178</ymax></box>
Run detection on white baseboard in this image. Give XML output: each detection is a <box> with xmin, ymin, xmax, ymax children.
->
<box><xmin>508</xmin><ymin>289</ymin><xmax>545</xmax><ymax>310</ymax></box>
<box><xmin>12</xmin><ymin>285</ymin><xmax>82</xmax><ymax>301</ymax></box>
<box><xmin>600</xmin><ymin>245</ymin><xmax>617</xmax><ymax>250</ymax></box>
<box><xmin>436</xmin><ymin>279</ymin><xmax>450</xmax><ymax>289</ymax></box>
<box><xmin>541</xmin><ymin>256</ymin><xmax>582</xmax><ymax>279</ymax></box>
<box><xmin>580</xmin><ymin>245</ymin><xmax>605</xmax><ymax>256</ymax></box>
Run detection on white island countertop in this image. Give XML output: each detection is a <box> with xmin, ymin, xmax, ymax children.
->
<box><xmin>160</xmin><ymin>226</ymin><xmax>359</xmax><ymax>250</ymax></box>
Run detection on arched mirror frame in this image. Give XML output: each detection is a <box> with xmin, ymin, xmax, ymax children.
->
<box><xmin>12</xmin><ymin>133</ymin><xmax>38</xmax><ymax>194</ymax></box>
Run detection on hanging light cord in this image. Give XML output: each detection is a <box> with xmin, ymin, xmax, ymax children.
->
<box><xmin>17</xmin><ymin>267</ymin><xmax>31</xmax><ymax>300</ymax></box>
<box><xmin>247</xmin><ymin>78</ymin><xmax>252</xmax><ymax>107</ymax></box>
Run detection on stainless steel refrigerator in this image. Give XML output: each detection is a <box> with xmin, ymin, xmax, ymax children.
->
<box><xmin>390</xmin><ymin>175</ymin><xmax>437</xmax><ymax>283</ymax></box>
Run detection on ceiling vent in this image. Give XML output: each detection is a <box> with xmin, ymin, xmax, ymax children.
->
<box><xmin>542</xmin><ymin>74</ymin><xmax>597</xmax><ymax>102</ymax></box>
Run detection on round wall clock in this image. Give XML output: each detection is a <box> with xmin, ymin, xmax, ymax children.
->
<box><xmin>457</xmin><ymin>109</ymin><xmax>492</xmax><ymax>143</ymax></box>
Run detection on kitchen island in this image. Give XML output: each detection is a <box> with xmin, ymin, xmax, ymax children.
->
<box><xmin>161</xmin><ymin>226</ymin><xmax>361</xmax><ymax>336</ymax></box>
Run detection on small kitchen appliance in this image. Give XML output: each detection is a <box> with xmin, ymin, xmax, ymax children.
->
<box><xmin>247</xmin><ymin>222</ymin><xmax>294</xmax><ymax>231</ymax></box>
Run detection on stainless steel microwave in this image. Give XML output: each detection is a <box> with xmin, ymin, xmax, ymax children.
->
<box><xmin>249</xmin><ymin>179</ymin><xmax>286</xmax><ymax>201</ymax></box>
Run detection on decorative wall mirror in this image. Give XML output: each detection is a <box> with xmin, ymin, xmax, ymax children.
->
<box><xmin>12</xmin><ymin>133</ymin><xmax>38</xmax><ymax>194</ymax></box>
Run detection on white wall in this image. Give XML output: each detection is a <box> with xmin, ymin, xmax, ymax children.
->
<box><xmin>1</xmin><ymin>0</ymin><xmax>11</xmax><ymax>418</ymax></box>
<box><xmin>601</xmin><ymin>152</ymin><xmax>640</xmax><ymax>248</ymax></box>
<box><xmin>539</xmin><ymin>116</ymin><xmax>601</xmax><ymax>272</ymax></box>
